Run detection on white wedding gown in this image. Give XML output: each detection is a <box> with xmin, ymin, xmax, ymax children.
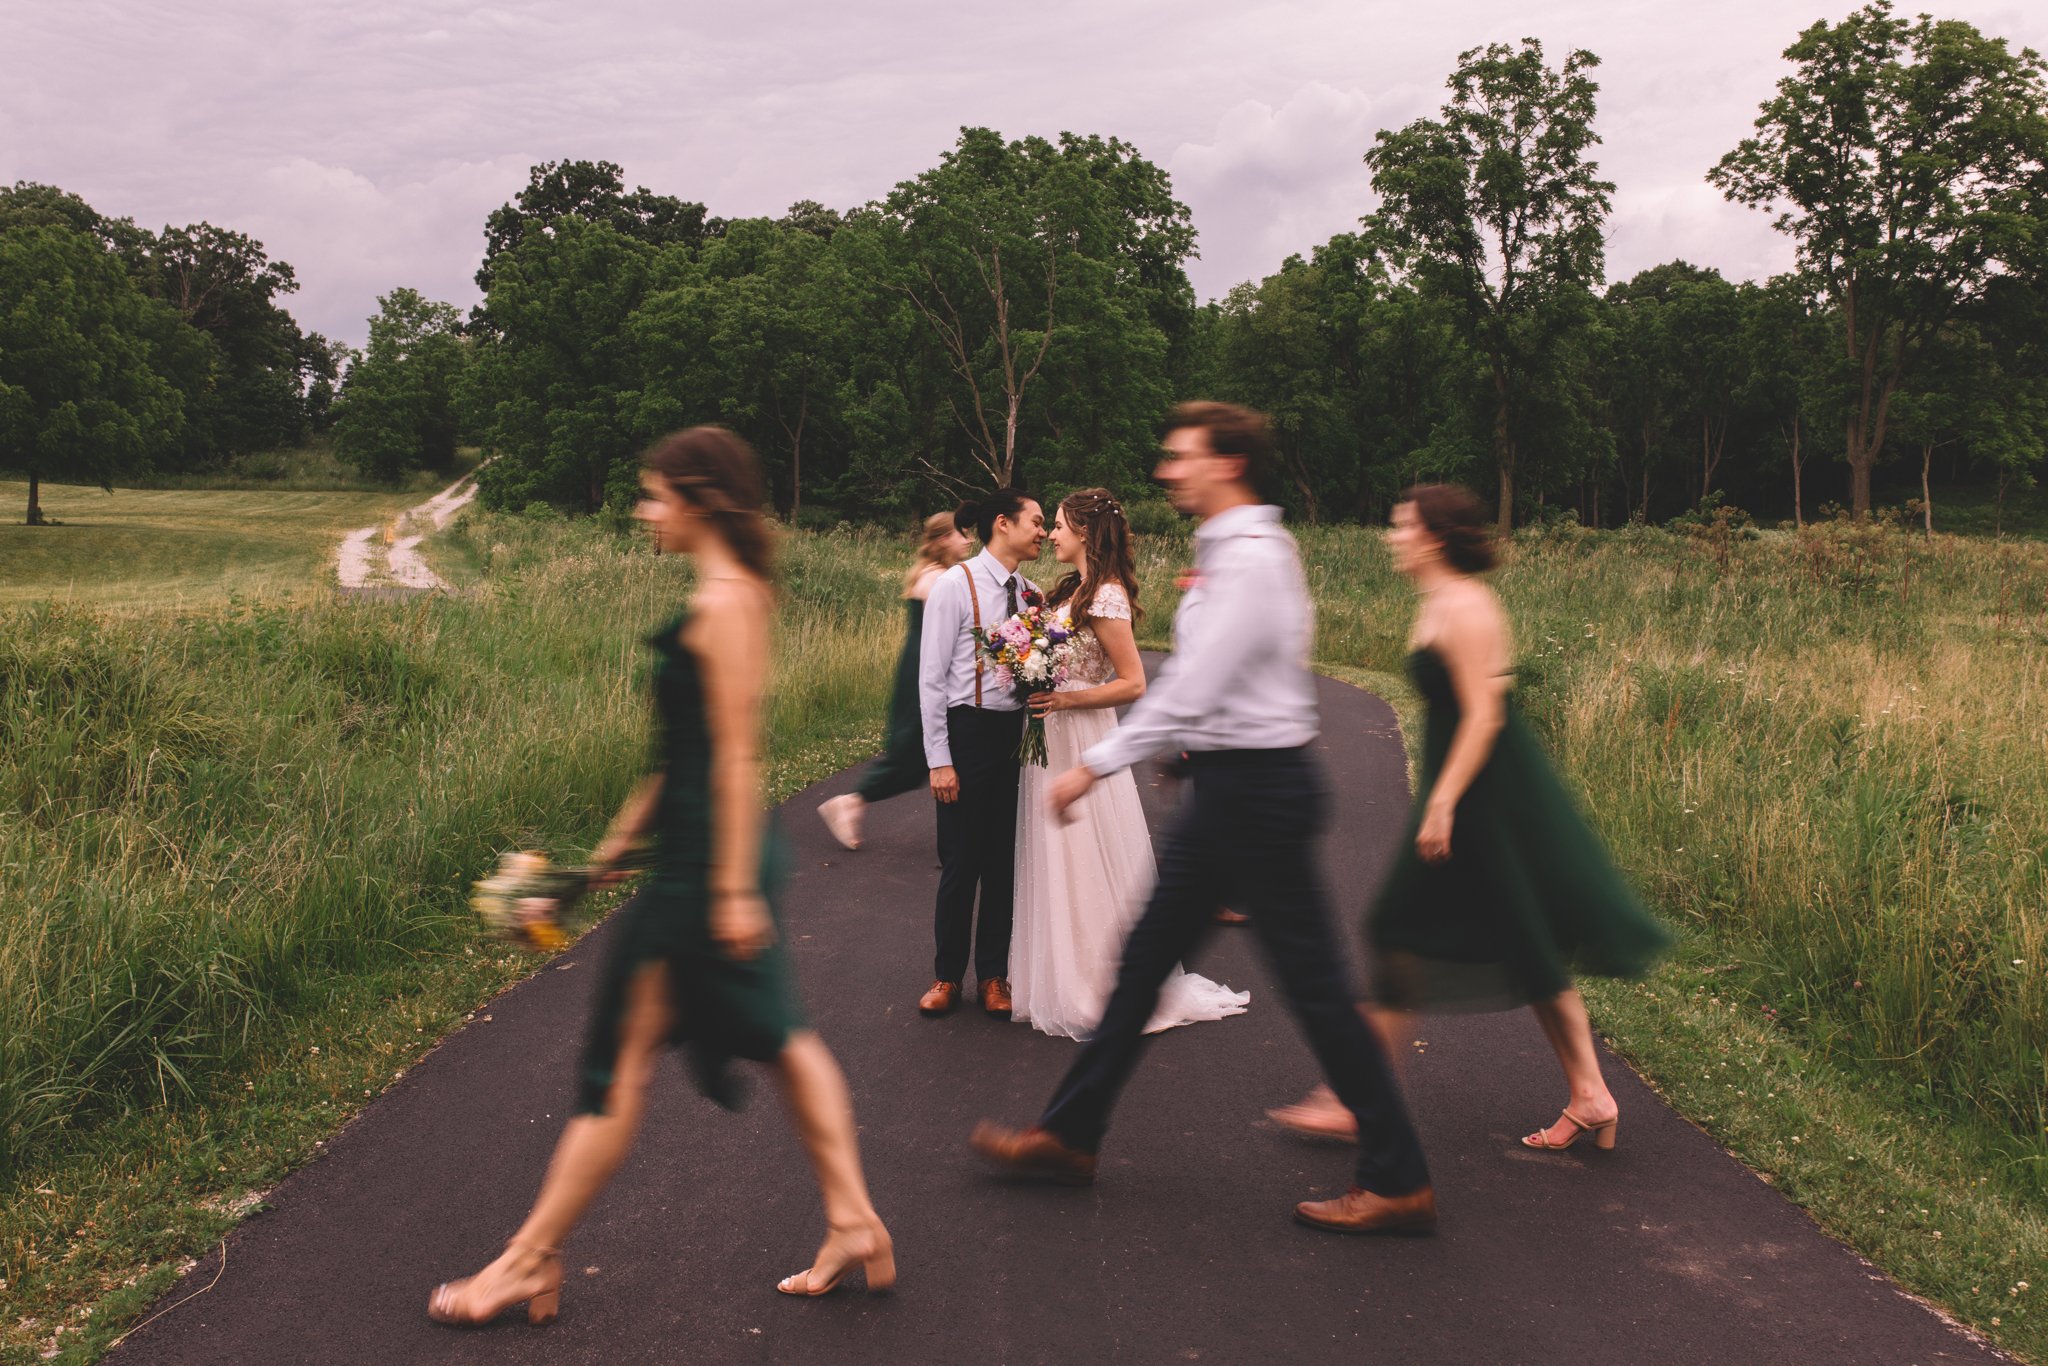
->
<box><xmin>1011</xmin><ymin>583</ymin><xmax>1250</xmax><ymax>1039</ymax></box>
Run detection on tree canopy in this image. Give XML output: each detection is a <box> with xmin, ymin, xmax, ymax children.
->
<box><xmin>9</xmin><ymin>6</ymin><xmax>2048</xmax><ymax>532</ymax></box>
<box><xmin>1</xmin><ymin>181</ymin><xmax>336</xmax><ymax>479</ymax></box>
<box><xmin>333</xmin><ymin>288</ymin><xmax>468</xmax><ymax>482</ymax></box>
<box><xmin>1711</xmin><ymin>1</ymin><xmax>2048</xmax><ymax>518</ymax></box>
<box><xmin>0</xmin><ymin>224</ymin><xmax>184</xmax><ymax>522</ymax></box>
<box><xmin>1364</xmin><ymin>39</ymin><xmax>1614</xmax><ymax>531</ymax></box>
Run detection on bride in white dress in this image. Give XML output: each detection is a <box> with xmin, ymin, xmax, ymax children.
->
<box><xmin>1011</xmin><ymin>488</ymin><xmax>1249</xmax><ymax>1039</ymax></box>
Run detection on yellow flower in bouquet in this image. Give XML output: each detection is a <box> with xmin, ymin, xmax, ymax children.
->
<box><xmin>471</xmin><ymin>850</ymin><xmax>588</xmax><ymax>951</ymax></box>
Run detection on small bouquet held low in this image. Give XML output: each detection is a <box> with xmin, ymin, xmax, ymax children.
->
<box><xmin>471</xmin><ymin>843</ymin><xmax>647</xmax><ymax>951</ymax></box>
<box><xmin>971</xmin><ymin>594</ymin><xmax>1076</xmax><ymax>766</ymax></box>
<box><xmin>471</xmin><ymin>851</ymin><xmax>593</xmax><ymax>951</ymax></box>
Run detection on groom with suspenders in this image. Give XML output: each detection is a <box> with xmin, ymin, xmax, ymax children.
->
<box><xmin>969</xmin><ymin>403</ymin><xmax>1436</xmax><ymax>1236</ymax></box>
<box><xmin>916</xmin><ymin>489</ymin><xmax>1047</xmax><ymax>1018</ymax></box>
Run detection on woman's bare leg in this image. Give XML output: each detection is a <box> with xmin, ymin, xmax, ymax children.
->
<box><xmin>1526</xmin><ymin>987</ymin><xmax>1617</xmax><ymax>1144</ymax></box>
<box><xmin>1267</xmin><ymin>1004</ymin><xmax>1413</xmax><ymax>1138</ymax></box>
<box><xmin>1366</xmin><ymin>1004</ymin><xmax>1414</xmax><ymax>1076</ymax></box>
<box><xmin>773</xmin><ymin>1030</ymin><xmax>895</xmax><ymax>1292</ymax></box>
<box><xmin>432</xmin><ymin>964</ymin><xmax>673</xmax><ymax>1317</ymax></box>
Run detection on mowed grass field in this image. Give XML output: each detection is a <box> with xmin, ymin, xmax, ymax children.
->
<box><xmin>3</xmin><ymin>494</ymin><xmax>2045</xmax><ymax>1360</ymax></box>
<box><xmin>0</xmin><ymin>483</ymin><xmax>413</xmax><ymax>608</ymax></box>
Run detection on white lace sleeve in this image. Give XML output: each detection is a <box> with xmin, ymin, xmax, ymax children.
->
<box><xmin>1090</xmin><ymin>582</ymin><xmax>1132</xmax><ymax>621</ymax></box>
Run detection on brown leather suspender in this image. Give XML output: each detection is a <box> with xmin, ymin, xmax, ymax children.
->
<box><xmin>963</xmin><ymin>565</ymin><xmax>984</xmax><ymax>707</ymax></box>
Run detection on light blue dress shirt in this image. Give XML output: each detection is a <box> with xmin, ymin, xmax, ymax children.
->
<box><xmin>1081</xmin><ymin>503</ymin><xmax>1318</xmax><ymax>776</ymax></box>
<box><xmin>918</xmin><ymin>548</ymin><xmax>1042</xmax><ymax>768</ymax></box>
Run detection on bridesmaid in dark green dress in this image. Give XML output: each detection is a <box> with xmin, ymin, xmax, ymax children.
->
<box><xmin>817</xmin><ymin>506</ymin><xmax>973</xmax><ymax>850</ymax></box>
<box><xmin>430</xmin><ymin>428</ymin><xmax>895</xmax><ymax>1330</ymax></box>
<box><xmin>1271</xmin><ymin>484</ymin><xmax>1670</xmax><ymax>1154</ymax></box>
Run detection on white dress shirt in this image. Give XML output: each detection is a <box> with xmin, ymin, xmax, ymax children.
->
<box><xmin>1081</xmin><ymin>503</ymin><xmax>1318</xmax><ymax>776</ymax></box>
<box><xmin>919</xmin><ymin>549</ymin><xmax>1042</xmax><ymax>767</ymax></box>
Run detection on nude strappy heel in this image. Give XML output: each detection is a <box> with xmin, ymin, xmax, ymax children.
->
<box><xmin>427</xmin><ymin>1240</ymin><xmax>563</xmax><ymax>1326</ymax></box>
<box><xmin>1521</xmin><ymin>1109</ymin><xmax>1618</xmax><ymax>1151</ymax></box>
<box><xmin>776</xmin><ymin>1227</ymin><xmax>896</xmax><ymax>1296</ymax></box>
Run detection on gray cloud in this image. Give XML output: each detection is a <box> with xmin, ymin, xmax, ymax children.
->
<box><xmin>7</xmin><ymin>1</ymin><xmax>2043</xmax><ymax>347</ymax></box>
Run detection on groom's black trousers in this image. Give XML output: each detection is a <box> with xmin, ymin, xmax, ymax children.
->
<box><xmin>933</xmin><ymin>705</ymin><xmax>1025</xmax><ymax>984</ymax></box>
<box><xmin>1039</xmin><ymin>746</ymin><xmax>1432</xmax><ymax>1196</ymax></box>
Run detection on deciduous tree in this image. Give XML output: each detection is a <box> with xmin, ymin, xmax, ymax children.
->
<box><xmin>478</xmin><ymin>160</ymin><xmax>718</xmax><ymax>293</ymax></box>
<box><xmin>466</xmin><ymin>219</ymin><xmax>656</xmax><ymax>511</ymax></box>
<box><xmin>334</xmin><ymin>289</ymin><xmax>467</xmax><ymax>482</ymax></box>
<box><xmin>1364</xmin><ymin>39</ymin><xmax>1614</xmax><ymax>532</ymax></box>
<box><xmin>881</xmin><ymin>128</ymin><xmax>1194</xmax><ymax>493</ymax></box>
<box><xmin>0</xmin><ymin>225</ymin><xmax>183</xmax><ymax>523</ymax></box>
<box><xmin>1711</xmin><ymin>1</ymin><xmax>2048</xmax><ymax>518</ymax></box>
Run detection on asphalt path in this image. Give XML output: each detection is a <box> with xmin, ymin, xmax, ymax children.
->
<box><xmin>113</xmin><ymin>664</ymin><xmax>2005</xmax><ymax>1365</ymax></box>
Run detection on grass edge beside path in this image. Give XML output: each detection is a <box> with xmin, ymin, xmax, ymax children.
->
<box><xmin>1322</xmin><ymin>659</ymin><xmax>2042</xmax><ymax>1365</ymax></box>
<box><xmin>4</xmin><ymin>737</ymin><xmax>884</xmax><ymax>1366</ymax></box>
<box><xmin>9</xmin><ymin>587</ymin><xmax>2042</xmax><ymax>1363</ymax></box>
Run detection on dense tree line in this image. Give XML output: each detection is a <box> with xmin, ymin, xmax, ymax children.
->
<box><xmin>1202</xmin><ymin>8</ymin><xmax>2048</xmax><ymax>531</ymax></box>
<box><xmin>437</xmin><ymin>5</ymin><xmax>2044</xmax><ymax>529</ymax></box>
<box><xmin>453</xmin><ymin>139</ymin><xmax>1195</xmax><ymax>520</ymax></box>
<box><xmin>0</xmin><ymin>183</ymin><xmax>342</xmax><ymax>522</ymax></box>
<box><xmin>6</xmin><ymin>2</ymin><xmax>2043</xmax><ymax>529</ymax></box>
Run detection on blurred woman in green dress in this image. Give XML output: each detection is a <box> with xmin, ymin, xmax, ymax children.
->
<box><xmin>1270</xmin><ymin>484</ymin><xmax>1671</xmax><ymax>1153</ymax></box>
<box><xmin>429</xmin><ymin>428</ymin><xmax>894</xmax><ymax>1329</ymax></box>
<box><xmin>818</xmin><ymin>506</ymin><xmax>973</xmax><ymax>850</ymax></box>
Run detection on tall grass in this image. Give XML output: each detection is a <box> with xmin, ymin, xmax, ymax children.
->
<box><xmin>1293</xmin><ymin>518</ymin><xmax>2048</xmax><ymax>1180</ymax></box>
<box><xmin>0</xmin><ymin>515</ymin><xmax>906</xmax><ymax>1179</ymax></box>
<box><xmin>7</xmin><ymin>502</ymin><xmax>2048</xmax><ymax>1358</ymax></box>
<box><xmin>10</xmin><ymin>510</ymin><xmax>2043</xmax><ymax>1181</ymax></box>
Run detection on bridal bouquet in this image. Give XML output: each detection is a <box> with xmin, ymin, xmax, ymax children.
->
<box><xmin>972</xmin><ymin>600</ymin><xmax>1076</xmax><ymax>766</ymax></box>
<box><xmin>471</xmin><ymin>850</ymin><xmax>597</xmax><ymax>951</ymax></box>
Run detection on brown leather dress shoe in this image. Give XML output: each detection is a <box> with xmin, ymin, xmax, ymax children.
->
<box><xmin>980</xmin><ymin>977</ymin><xmax>1013</xmax><ymax>1017</ymax></box>
<box><xmin>969</xmin><ymin>1122</ymin><xmax>1097</xmax><ymax>1186</ymax></box>
<box><xmin>1294</xmin><ymin>1185</ymin><xmax>1437</xmax><ymax>1236</ymax></box>
<box><xmin>919</xmin><ymin>981</ymin><xmax>960</xmax><ymax>1016</ymax></box>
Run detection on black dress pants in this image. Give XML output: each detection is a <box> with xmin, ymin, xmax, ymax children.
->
<box><xmin>1038</xmin><ymin>747</ymin><xmax>1431</xmax><ymax>1196</ymax></box>
<box><xmin>933</xmin><ymin>705</ymin><xmax>1025</xmax><ymax>984</ymax></box>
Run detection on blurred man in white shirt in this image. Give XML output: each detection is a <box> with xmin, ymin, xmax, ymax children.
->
<box><xmin>971</xmin><ymin>403</ymin><xmax>1435</xmax><ymax>1237</ymax></box>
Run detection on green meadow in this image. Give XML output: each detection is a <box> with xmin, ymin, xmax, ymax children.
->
<box><xmin>0</xmin><ymin>483</ymin><xmax>414</xmax><ymax>609</ymax></box>
<box><xmin>1</xmin><ymin>497</ymin><xmax>2044</xmax><ymax>1360</ymax></box>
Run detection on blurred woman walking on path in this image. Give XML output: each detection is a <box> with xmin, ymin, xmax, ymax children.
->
<box><xmin>1270</xmin><ymin>484</ymin><xmax>1671</xmax><ymax>1152</ymax></box>
<box><xmin>428</xmin><ymin>427</ymin><xmax>893</xmax><ymax>1328</ymax></box>
<box><xmin>819</xmin><ymin>506</ymin><xmax>974</xmax><ymax>850</ymax></box>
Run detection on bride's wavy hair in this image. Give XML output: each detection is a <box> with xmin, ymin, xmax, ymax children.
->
<box><xmin>1046</xmin><ymin>488</ymin><xmax>1142</xmax><ymax>625</ymax></box>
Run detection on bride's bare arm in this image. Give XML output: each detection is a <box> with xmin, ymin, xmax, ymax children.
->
<box><xmin>1035</xmin><ymin>615</ymin><xmax>1146</xmax><ymax>714</ymax></box>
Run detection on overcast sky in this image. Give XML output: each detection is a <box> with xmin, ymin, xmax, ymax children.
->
<box><xmin>8</xmin><ymin>1</ymin><xmax>2045</xmax><ymax>350</ymax></box>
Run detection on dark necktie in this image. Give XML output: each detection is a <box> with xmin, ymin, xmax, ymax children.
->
<box><xmin>1005</xmin><ymin>575</ymin><xmax>1019</xmax><ymax>617</ymax></box>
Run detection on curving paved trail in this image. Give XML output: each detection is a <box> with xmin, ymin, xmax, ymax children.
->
<box><xmin>112</xmin><ymin>668</ymin><xmax>2005</xmax><ymax>1365</ymax></box>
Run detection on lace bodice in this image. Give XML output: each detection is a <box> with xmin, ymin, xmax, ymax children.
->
<box><xmin>1058</xmin><ymin>582</ymin><xmax>1131</xmax><ymax>690</ymax></box>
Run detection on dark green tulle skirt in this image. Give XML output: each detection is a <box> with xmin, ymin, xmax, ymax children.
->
<box><xmin>576</xmin><ymin>828</ymin><xmax>804</xmax><ymax>1114</ymax></box>
<box><xmin>1366</xmin><ymin>649</ymin><xmax>1673</xmax><ymax>1012</ymax></box>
